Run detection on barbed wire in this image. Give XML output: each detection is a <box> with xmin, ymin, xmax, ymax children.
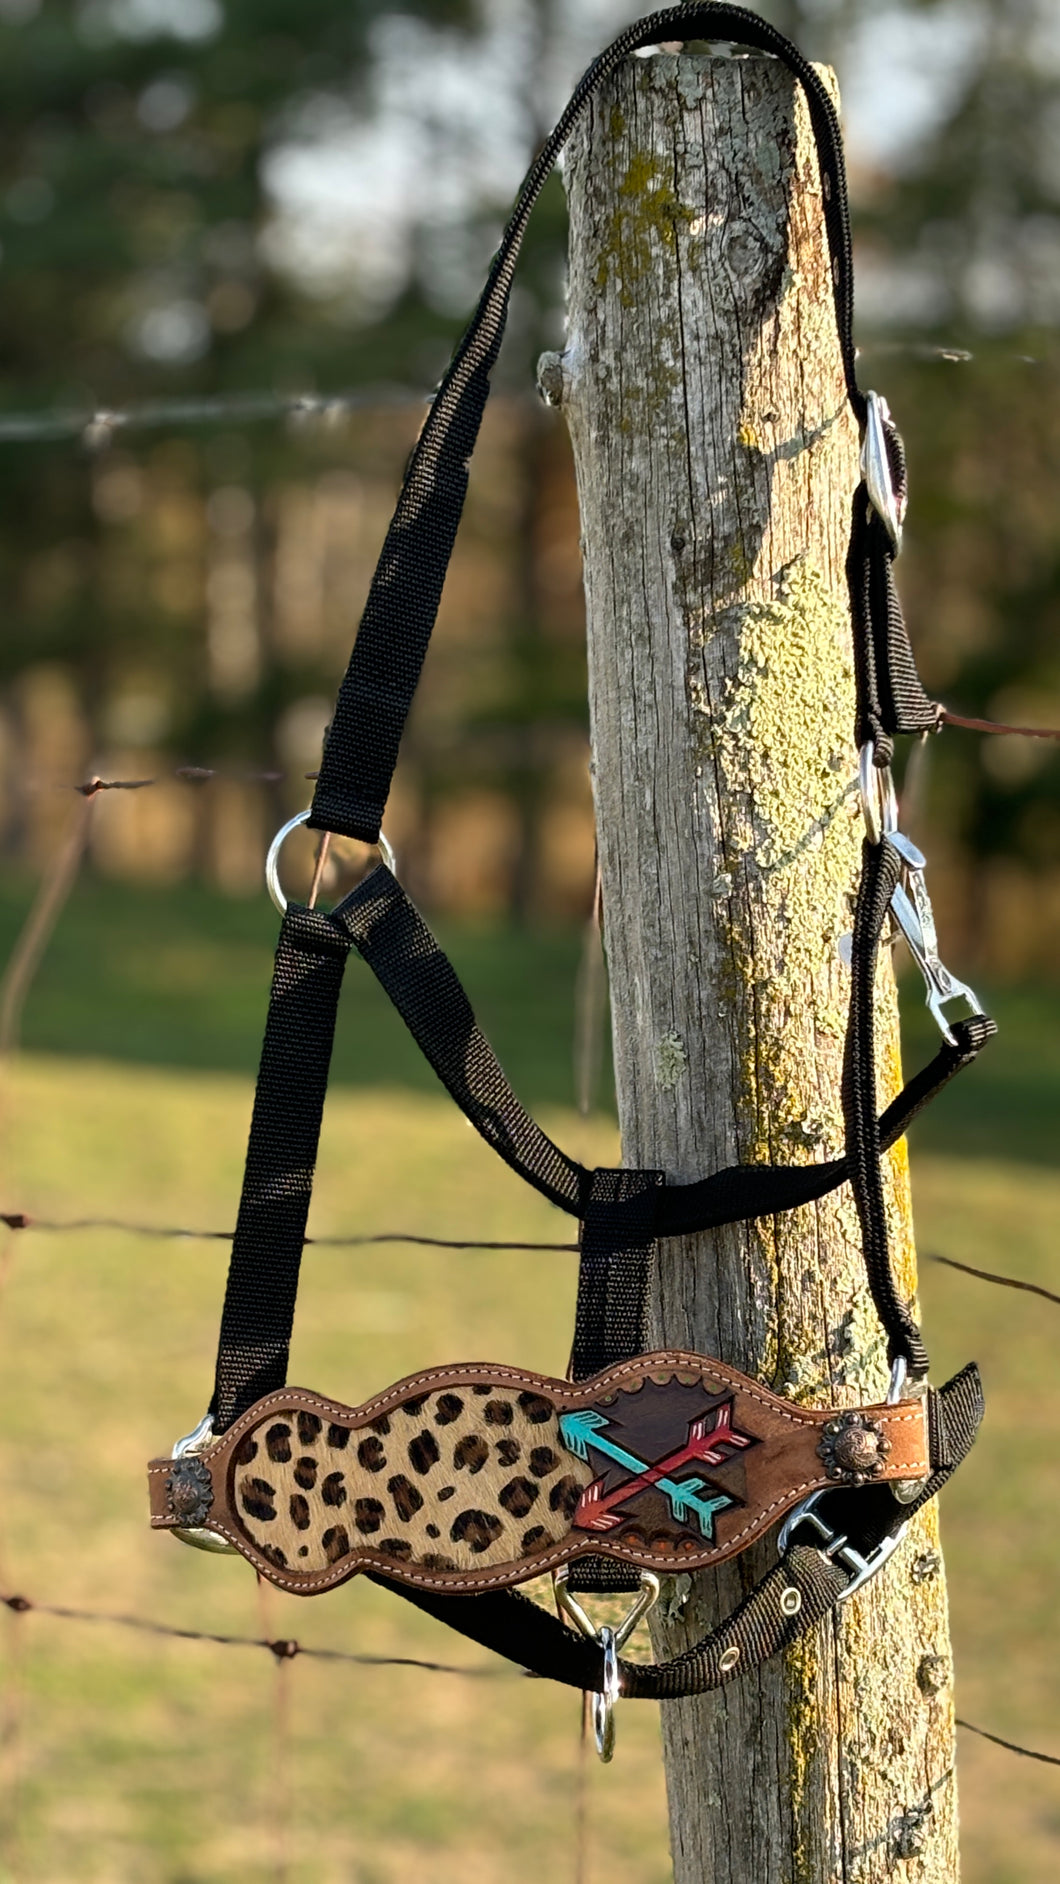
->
<box><xmin>2</xmin><ymin>1213</ymin><xmax>1056</xmax><ymax>1306</ymax></box>
<box><xmin>955</xmin><ymin>1719</ymin><xmax>1060</xmax><ymax>1768</ymax></box>
<box><xmin>929</xmin><ymin>1253</ymin><xmax>1060</xmax><ymax>1308</ymax></box>
<box><xmin>77</xmin><ymin>767</ymin><xmax>292</xmax><ymax>794</ymax></box>
<box><xmin>0</xmin><ymin>385</ymin><xmax>421</xmax><ymax>449</ymax></box>
<box><xmin>0</xmin><ymin>1588</ymin><xmax>513</xmax><ymax>1676</ymax></box>
<box><xmin>0</xmin><ymin>1212</ymin><xmax>579</xmax><ymax>1252</ymax></box>
<box><xmin>0</xmin><ymin>343</ymin><xmax>1056</xmax><ymax>453</ymax></box>
<box><xmin>2</xmin><ymin>1589</ymin><xmax>1056</xmax><ymax>1764</ymax></box>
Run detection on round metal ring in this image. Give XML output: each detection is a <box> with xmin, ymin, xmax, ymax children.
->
<box><xmin>265</xmin><ymin>808</ymin><xmax>397</xmax><ymax>914</ymax></box>
<box><xmin>857</xmin><ymin>742</ymin><xmax>898</xmax><ymax>847</ymax></box>
<box><xmin>591</xmin><ymin>1626</ymin><xmax>621</xmax><ymax>1762</ymax></box>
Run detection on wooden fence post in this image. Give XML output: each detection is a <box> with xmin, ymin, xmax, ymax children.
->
<box><xmin>541</xmin><ymin>49</ymin><xmax>960</xmax><ymax>1882</ymax></box>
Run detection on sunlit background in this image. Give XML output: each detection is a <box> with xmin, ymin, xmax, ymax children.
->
<box><xmin>0</xmin><ymin>2</ymin><xmax>1058</xmax><ymax>1880</ymax></box>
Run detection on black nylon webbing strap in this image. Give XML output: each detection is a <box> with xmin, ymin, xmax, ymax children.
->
<box><xmin>656</xmin><ymin>1009</ymin><xmax>995</xmax><ymax>1233</ymax></box>
<box><xmin>843</xmin><ymin>837</ymin><xmax>929</xmax><ymax>1375</ymax></box>
<box><xmin>207</xmin><ymin>860</ymin><xmax>995</xmax><ymax>1447</ymax></box>
<box><xmin>376</xmin><ymin>1362</ymin><xmax>983</xmax><ymax>1698</ymax></box>
<box><xmin>848</xmin><ymin>496</ymin><xmax>939</xmax><ymax>756</ymax></box>
<box><xmin>211</xmin><ymin>903</ymin><xmax>353</xmax><ymax>1432</ymax></box>
<box><xmin>308</xmin><ymin>2</ymin><xmax>864</xmax><ymax>846</ymax></box>
<box><xmin>571</xmin><ymin>1168</ymin><xmax>663</xmax><ymax>1378</ymax></box>
<box><xmin>334</xmin><ymin>868</ymin><xmax>587</xmax><ymax>1215</ymax></box>
<box><xmin>337</xmin><ymin>865</ymin><xmax>995</xmax><ymax>1239</ymax></box>
<box><xmin>568</xmin><ymin>1167</ymin><xmax>664</xmax><ymax>1594</ymax></box>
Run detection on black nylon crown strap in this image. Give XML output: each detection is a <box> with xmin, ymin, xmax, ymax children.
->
<box><xmin>308</xmin><ymin>2</ymin><xmax>864</xmax><ymax>848</ymax></box>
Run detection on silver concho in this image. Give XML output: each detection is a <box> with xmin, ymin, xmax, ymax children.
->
<box><xmin>816</xmin><ymin>1411</ymin><xmax>890</xmax><ymax>1488</ymax></box>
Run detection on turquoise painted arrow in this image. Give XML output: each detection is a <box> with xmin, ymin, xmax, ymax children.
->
<box><xmin>559</xmin><ymin>1409</ymin><xmax>733</xmax><ymax>1540</ymax></box>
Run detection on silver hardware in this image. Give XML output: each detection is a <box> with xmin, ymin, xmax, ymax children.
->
<box><xmin>553</xmin><ymin>1569</ymin><xmax>659</xmax><ymax>1763</ymax></box>
<box><xmin>887</xmin><ymin>1358</ymin><xmax>907</xmax><ymax>1404</ymax></box>
<box><xmin>660</xmin><ymin>1573</ymin><xmax>692</xmax><ymax>1624</ymax></box>
<box><xmin>887</xmin><ymin>1356</ymin><xmax>928</xmax><ymax>1500</ymax></box>
<box><xmin>718</xmin><ymin>1644</ymin><xmax>741</xmax><ymax>1674</ymax></box>
<box><xmin>855</xmin><ymin>743</ymin><xmax>981</xmax><ymax>1045</ymax></box>
<box><xmin>170</xmin><ymin>1414</ymin><xmax>239</xmax><ymax>1555</ymax></box>
<box><xmin>861</xmin><ymin>390</ymin><xmax>904</xmax><ymax>553</ymax></box>
<box><xmin>779</xmin><ymin>1586</ymin><xmax>802</xmax><ymax>1617</ymax></box>
<box><xmin>778</xmin><ymin>1488</ymin><xmax>907</xmax><ymax>1602</ymax></box>
<box><xmin>265</xmin><ymin>808</ymin><xmax>397</xmax><ymax>915</ymax></box>
<box><xmin>887</xmin><ymin>830</ymin><xmax>981</xmax><ymax>1045</ymax></box>
<box><xmin>858</xmin><ymin>740</ymin><xmax>898</xmax><ymax>846</ymax></box>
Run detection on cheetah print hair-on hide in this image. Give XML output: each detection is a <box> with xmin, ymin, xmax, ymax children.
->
<box><xmin>231</xmin><ymin>1386</ymin><xmax>593</xmax><ymax>1577</ymax></box>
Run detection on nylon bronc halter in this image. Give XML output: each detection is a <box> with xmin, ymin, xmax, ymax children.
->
<box><xmin>148</xmin><ymin>4</ymin><xmax>994</xmax><ymax>1759</ymax></box>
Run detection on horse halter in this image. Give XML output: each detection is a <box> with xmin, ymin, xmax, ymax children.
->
<box><xmin>148</xmin><ymin>4</ymin><xmax>992</xmax><ymax>1760</ymax></box>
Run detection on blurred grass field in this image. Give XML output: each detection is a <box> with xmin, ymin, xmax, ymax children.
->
<box><xmin>0</xmin><ymin>875</ymin><xmax>1058</xmax><ymax>1882</ymax></box>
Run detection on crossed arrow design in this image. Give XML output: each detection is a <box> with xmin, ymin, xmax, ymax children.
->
<box><xmin>558</xmin><ymin>1399</ymin><xmax>755</xmax><ymax>1541</ymax></box>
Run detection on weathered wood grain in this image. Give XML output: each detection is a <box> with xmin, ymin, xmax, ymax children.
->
<box><xmin>545</xmin><ymin>50</ymin><xmax>959</xmax><ymax>1883</ymax></box>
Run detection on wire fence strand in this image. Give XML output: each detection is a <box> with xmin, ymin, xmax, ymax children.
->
<box><xmin>4</xmin><ymin>1212</ymin><xmax>1058</xmax><ymax>1307</ymax></box>
<box><xmin>0</xmin><ymin>386</ymin><xmax>421</xmax><ymax>447</ymax></box>
<box><xmin>0</xmin><ymin>1589</ymin><xmax>513</xmax><ymax>1677</ymax></box>
<box><xmin>0</xmin><ymin>1212</ymin><xmax>579</xmax><ymax>1252</ymax></box>
<box><xmin>929</xmin><ymin>1253</ymin><xmax>1060</xmax><ymax>1308</ymax></box>
<box><xmin>1</xmin><ymin>1590</ymin><xmax>1055</xmax><ymax>1764</ymax></box>
<box><xmin>956</xmin><ymin>1719</ymin><xmax>1060</xmax><ymax>1768</ymax></box>
<box><xmin>0</xmin><ymin>343</ymin><xmax>1058</xmax><ymax>452</ymax></box>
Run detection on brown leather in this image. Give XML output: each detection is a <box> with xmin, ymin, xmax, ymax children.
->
<box><xmin>148</xmin><ymin>1352</ymin><xmax>928</xmax><ymax>1597</ymax></box>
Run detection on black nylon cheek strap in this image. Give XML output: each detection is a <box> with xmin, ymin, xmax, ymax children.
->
<box><xmin>211</xmin><ymin>902</ymin><xmax>354</xmax><ymax>1433</ymax></box>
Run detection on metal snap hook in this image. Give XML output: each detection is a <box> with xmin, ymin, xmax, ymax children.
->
<box><xmin>553</xmin><ymin>1568</ymin><xmax>660</xmax><ymax>1762</ymax></box>
<box><xmin>861</xmin><ymin>390</ymin><xmax>905</xmax><ymax>554</ymax></box>
<box><xmin>265</xmin><ymin>807</ymin><xmax>397</xmax><ymax>915</ymax></box>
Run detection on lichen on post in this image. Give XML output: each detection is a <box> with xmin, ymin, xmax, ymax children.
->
<box><xmin>543</xmin><ymin>49</ymin><xmax>960</xmax><ymax>1883</ymax></box>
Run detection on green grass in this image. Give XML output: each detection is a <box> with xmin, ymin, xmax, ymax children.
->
<box><xmin>0</xmin><ymin>1052</ymin><xmax>1057</xmax><ymax>1882</ymax></box>
<box><xmin>2</xmin><ymin>870</ymin><xmax>1059</xmax><ymax>1161</ymax></box>
<box><xmin>0</xmin><ymin>872</ymin><xmax>608</xmax><ymax>1112</ymax></box>
<box><xmin>0</xmin><ymin>874</ymin><xmax>1058</xmax><ymax>1880</ymax></box>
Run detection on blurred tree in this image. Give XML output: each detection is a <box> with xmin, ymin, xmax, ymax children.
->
<box><xmin>0</xmin><ymin>0</ymin><xmax>1058</xmax><ymax>944</ymax></box>
<box><xmin>848</xmin><ymin>0</ymin><xmax>1060</xmax><ymax>917</ymax></box>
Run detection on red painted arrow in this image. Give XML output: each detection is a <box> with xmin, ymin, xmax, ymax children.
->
<box><xmin>574</xmin><ymin>1402</ymin><xmax>753</xmax><ymax>1532</ymax></box>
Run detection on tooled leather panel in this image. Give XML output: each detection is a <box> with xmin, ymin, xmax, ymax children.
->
<box><xmin>148</xmin><ymin>1353</ymin><xmax>929</xmax><ymax>1597</ymax></box>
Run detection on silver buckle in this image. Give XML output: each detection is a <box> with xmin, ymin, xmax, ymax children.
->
<box><xmin>170</xmin><ymin>1414</ymin><xmax>239</xmax><ymax>1556</ymax></box>
<box><xmin>861</xmin><ymin>390</ymin><xmax>905</xmax><ymax>554</ymax></box>
<box><xmin>553</xmin><ymin>1569</ymin><xmax>659</xmax><ymax>1762</ymax></box>
<box><xmin>778</xmin><ymin>1490</ymin><xmax>907</xmax><ymax>1601</ymax></box>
